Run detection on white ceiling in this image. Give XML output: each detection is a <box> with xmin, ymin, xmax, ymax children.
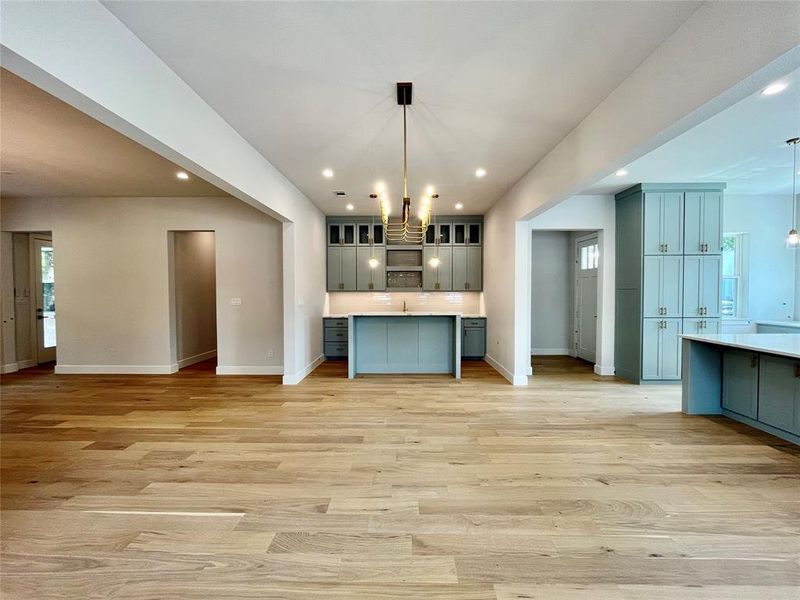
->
<box><xmin>0</xmin><ymin>69</ymin><xmax>226</xmax><ymax>199</ymax></box>
<box><xmin>104</xmin><ymin>1</ymin><xmax>700</xmax><ymax>215</ymax></box>
<box><xmin>586</xmin><ymin>67</ymin><xmax>800</xmax><ymax>196</ymax></box>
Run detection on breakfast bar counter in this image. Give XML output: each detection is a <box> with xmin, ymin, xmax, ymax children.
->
<box><xmin>345</xmin><ymin>312</ymin><xmax>462</xmax><ymax>379</ymax></box>
<box><xmin>682</xmin><ymin>334</ymin><xmax>800</xmax><ymax>445</ymax></box>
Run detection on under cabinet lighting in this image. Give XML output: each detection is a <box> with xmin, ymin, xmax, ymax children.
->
<box><xmin>176</xmin><ymin>171</ymin><xmax>189</xmax><ymax>180</ymax></box>
<box><xmin>346</xmin><ymin>203</ymin><xmax>354</xmax><ymax>211</ymax></box>
<box><xmin>455</xmin><ymin>202</ymin><xmax>463</xmax><ymax>210</ymax></box>
<box><xmin>475</xmin><ymin>168</ymin><xmax>486</xmax><ymax>178</ymax></box>
<box><xmin>322</xmin><ymin>168</ymin><xmax>334</xmax><ymax>178</ymax></box>
<box><xmin>615</xmin><ymin>169</ymin><xmax>628</xmax><ymax>177</ymax></box>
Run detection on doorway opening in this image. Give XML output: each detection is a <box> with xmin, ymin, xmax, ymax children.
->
<box><xmin>574</xmin><ymin>232</ymin><xmax>599</xmax><ymax>364</ymax></box>
<box><xmin>1</xmin><ymin>232</ymin><xmax>57</xmax><ymax>373</ymax></box>
<box><xmin>168</xmin><ymin>231</ymin><xmax>217</xmax><ymax>372</ymax></box>
<box><xmin>530</xmin><ymin>229</ymin><xmax>601</xmax><ymax>371</ymax></box>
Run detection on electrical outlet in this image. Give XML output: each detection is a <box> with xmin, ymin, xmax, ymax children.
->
<box><xmin>110</xmin><ymin>348</ymin><xmax>117</xmax><ymax>358</ymax></box>
<box><xmin>268</xmin><ymin>349</ymin><xmax>274</xmax><ymax>358</ymax></box>
<box><xmin>230</xmin><ymin>297</ymin><xmax>242</xmax><ymax>306</ymax></box>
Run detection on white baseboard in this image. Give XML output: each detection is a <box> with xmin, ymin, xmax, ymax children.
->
<box><xmin>16</xmin><ymin>359</ymin><xmax>36</xmax><ymax>370</ymax></box>
<box><xmin>594</xmin><ymin>364</ymin><xmax>615</xmax><ymax>376</ymax></box>
<box><xmin>282</xmin><ymin>354</ymin><xmax>324</xmax><ymax>385</ymax></box>
<box><xmin>216</xmin><ymin>365</ymin><xmax>283</xmax><ymax>376</ymax></box>
<box><xmin>177</xmin><ymin>349</ymin><xmax>217</xmax><ymax>369</ymax></box>
<box><xmin>531</xmin><ymin>348</ymin><xmax>572</xmax><ymax>355</ymax></box>
<box><xmin>0</xmin><ymin>362</ymin><xmax>19</xmax><ymax>374</ymax></box>
<box><xmin>54</xmin><ymin>364</ymin><xmax>176</xmax><ymax>374</ymax></box>
<box><xmin>485</xmin><ymin>353</ymin><xmax>528</xmax><ymax>386</ymax></box>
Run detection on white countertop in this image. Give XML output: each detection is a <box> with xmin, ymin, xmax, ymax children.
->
<box><xmin>326</xmin><ymin>312</ymin><xmax>485</xmax><ymax>318</ymax></box>
<box><xmin>682</xmin><ymin>333</ymin><xmax>800</xmax><ymax>359</ymax></box>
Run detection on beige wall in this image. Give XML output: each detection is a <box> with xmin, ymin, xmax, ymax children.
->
<box><xmin>0</xmin><ymin>196</ymin><xmax>283</xmax><ymax>374</ymax></box>
<box><xmin>172</xmin><ymin>231</ymin><xmax>217</xmax><ymax>367</ymax></box>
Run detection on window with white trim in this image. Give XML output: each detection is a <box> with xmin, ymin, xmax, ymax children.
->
<box><xmin>579</xmin><ymin>243</ymin><xmax>599</xmax><ymax>270</ymax></box>
<box><xmin>721</xmin><ymin>233</ymin><xmax>747</xmax><ymax>318</ymax></box>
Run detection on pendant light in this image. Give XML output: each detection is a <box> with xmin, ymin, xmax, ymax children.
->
<box><xmin>375</xmin><ymin>82</ymin><xmax>435</xmax><ymax>244</ymax></box>
<box><xmin>786</xmin><ymin>137</ymin><xmax>800</xmax><ymax>249</ymax></box>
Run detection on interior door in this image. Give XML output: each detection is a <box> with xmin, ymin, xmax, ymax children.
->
<box><xmin>33</xmin><ymin>237</ymin><xmax>56</xmax><ymax>363</ymax></box>
<box><xmin>575</xmin><ymin>235</ymin><xmax>598</xmax><ymax>363</ymax></box>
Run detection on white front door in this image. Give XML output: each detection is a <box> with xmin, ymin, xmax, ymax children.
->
<box><xmin>575</xmin><ymin>234</ymin><xmax>598</xmax><ymax>364</ymax></box>
<box><xmin>33</xmin><ymin>237</ymin><xmax>56</xmax><ymax>363</ymax></box>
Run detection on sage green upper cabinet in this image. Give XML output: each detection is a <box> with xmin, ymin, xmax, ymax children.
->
<box><xmin>758</xmin><ymin>355</ymin><xmax>800</xmax><ymax>436</ymax></box>
<box><xmin>643</xmin><ymin>192</ymin><xmax>683</xmax><ymax>255</ymax></box>
<box><xmin>684</xmin><ymin>191</ymin><xmax>723</xmax><ymax>255</ymax></box>
<box><xmin>328</xmin><ymin>223</ymin><xmax>356</xmax><ymax>246</ymax></box>
<box><xmin>356</xmin><ymin>246</ymin><xmax>386</xmax><ymax>291</ymax></box>
<box><xmin>452</xmin><ymin>246</ymin><xmax>482</xmax><ymax>291</ymax></box>
<box><xmin>357</xmin><ymin>223</ymin><xmax>384</xmax><ymax>246</ymax></box>
<box><xmin>423</xmin><ymin>246</ymin><xmax>452</xmax><ymax>291</ymax></box>
<box><xmin>721</xmin><ymin>348</ymin><xmax>759</xmax><ymax>419</ymax></box>
<box><xmin>327</xmin><ymin>246</ymin><xmax>357</xmax><ymax>291</ymax></box>
<box><xmin>683</xmin><ymin>255</ymin><xmax>721</xmax><ymax>318</ymax></box>
<box><xmin>425</xmin><ymin>223</ymin><xmax>452</xmax><ymax>245</ymax></box>
<box><xmin>642</xmin><ymin>255</ymin><xmax>682</xmax><ymax>317</ymax></box>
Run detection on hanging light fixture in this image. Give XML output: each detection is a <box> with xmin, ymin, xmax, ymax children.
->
<box><xmin>374</xmin><ymin>82</ymin><xmax>435</xmax><ymax>244</ymax></box>
<box><xmin>786</xmin><ymin>137</ymin><xmax>800</xmax><ymax>249</ymax></box>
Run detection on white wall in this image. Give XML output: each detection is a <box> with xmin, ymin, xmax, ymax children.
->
<box><xmin>172</xmin><ymin>231</ymin><xmax>217</xmax><ymax>367</ymax></box>
<box><xmin>1</xmin><ymin>1</ymin><xmax>327</xmax><ymax>384</ymax></box>
<box><xmin>530</xmin><ymin>232</ymin><xmax>572</xmax><ymax>355</ymax></box>
<box><xmin>327</xmin><ymin>291</ymin><xmax>483</xmax><ymax>316</ymax></box>
<box><xmin>481</xmin><ymin>5</ymin><xmax>800</xmax><ymax>384</ymax></box>
<box><xmin>724</xmin><ymin>194</ymin><xmax>796</xmax><ymax>322</ymax></box>
<box><xmin>1</xmin><ymin>196</ymin><xmax>283</xmax><ymax>375</ymax></box>
<box><xmin>529</xmin><ymin>195</ymin><xmax>615</xmax><ymax>375</ymax></box>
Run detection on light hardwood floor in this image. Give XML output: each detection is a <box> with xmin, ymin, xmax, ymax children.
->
<box><xmin>1</xmin><ymin>357</ymin><xmax>799</xmax><ymax>599</ymax></box>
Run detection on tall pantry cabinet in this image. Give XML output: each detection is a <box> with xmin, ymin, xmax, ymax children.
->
<box><xmin>615</xmin><ymin>184</ymin><xmax>725</xmax><ymax>383</ymax></box>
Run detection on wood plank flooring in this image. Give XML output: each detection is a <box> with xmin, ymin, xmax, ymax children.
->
<box><xmin>1</xmin><ymin>357</ymin><xmax>799</xmax><ymax>599</ymax></box>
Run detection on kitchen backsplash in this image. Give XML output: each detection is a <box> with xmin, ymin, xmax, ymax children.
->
<box><xmin>326</xmin><ymin>291</ymin><xmax>484</xmax><ymax>315</ymax></box>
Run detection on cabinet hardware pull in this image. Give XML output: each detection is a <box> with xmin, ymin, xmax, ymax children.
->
<box><xmin>664</xmin><ymin>244</ymin><xmax>668</xmax><ymax>252</ymax></box>
<box><xmin>752</xmin><ymin>355</ymin><xmax>759</xmax><ymax>369</ymax></box>
<box><xmin>795</xmin><ymin>364</ymin><xmax>800</xmax><ymax>378</ymax></box>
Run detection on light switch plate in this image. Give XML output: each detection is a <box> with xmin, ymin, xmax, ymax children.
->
<box><xmin>230</xmin><ymin>297</ymin><xmax>242</xmax><ymax>306</ymax></box>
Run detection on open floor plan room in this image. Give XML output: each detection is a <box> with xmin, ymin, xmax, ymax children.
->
<box><xmin>2</xmin><ymin>359</ymin><xmax>799</xmax><ymax>598</ymax></box>
<box><xmin>1</xmin><ymin>1</ymin><xmax>800</xmax><ymax>598</ymax></box>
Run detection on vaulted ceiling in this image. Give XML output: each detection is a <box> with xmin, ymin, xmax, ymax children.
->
<box><xmin>104</xmin><ymin>1</ymin><xmax>701</xmax><ymax>214</ymax></box>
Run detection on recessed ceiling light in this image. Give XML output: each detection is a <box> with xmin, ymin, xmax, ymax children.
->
<box><xmin>615</xmin><ymin>169</ymin><xmax>628</xmax><ymax>177</ymax></box>
<box><xmin>475</xmin><ymin>168</ymin><xmax>486</xmax><ymax>178</ymax></box>
<box><xmin>346</xmin><ymin>203</ymin><xmax>354</xmax><ymax>211</ymax></box>
<box><xmin>455</xmin><ymin>202</ymin><xmax>464</xmax><ymax>210</ymax></box>
<box><xmin>176</xmin><ymin>171</ymin><xmax>189</xmax><ymax>180</ymax></box>
<box><xmin>322</xmin><ymin>168</ymin><xmax>334</xmax><ymax>178</ymax></box>
<box><xmin>762</xmin><ymin>81</ymin><xmax>788</xmax><ymax>96</ymax></box>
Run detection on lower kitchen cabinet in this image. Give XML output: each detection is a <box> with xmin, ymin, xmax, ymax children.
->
<box><xmin>462</xmin><ymin>318</ymin><xmax>486</xmax><ymax>359</ymax></box>
<box><xmin>323</xmin><ymin>318</ymin><xmax>349</xmax><ymax>359</ymax></box>
<box><xmin>758</xmin><ymin>355</ymin><xmax>800</xmax><ymax>435</ymax></box>
<box><xmin>641</xmin><ymin>318</ymin><xmax>681</xmax><ymax>380</ymax></box>
<box><xmin>721</xmin><ymin>348</ymin><xmax>759</xmax><ymax>419</ymax></box>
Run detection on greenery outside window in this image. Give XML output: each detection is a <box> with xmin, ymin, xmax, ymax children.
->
<box><xmin>721</xmin><ymin>233</ymin><xmax>747</xmax><ymax>318</ymax></box>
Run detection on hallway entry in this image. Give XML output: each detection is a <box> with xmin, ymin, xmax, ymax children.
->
<box><xmin>169</xmin><ymin>231</ymin><xmax>217</xmax><ymax>371</ymax></box>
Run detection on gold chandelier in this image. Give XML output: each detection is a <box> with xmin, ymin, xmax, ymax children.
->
<box><xmin>372</xmin><ymin>82</ymin><xmax>436</xmax><ymax>244</ymax></box>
